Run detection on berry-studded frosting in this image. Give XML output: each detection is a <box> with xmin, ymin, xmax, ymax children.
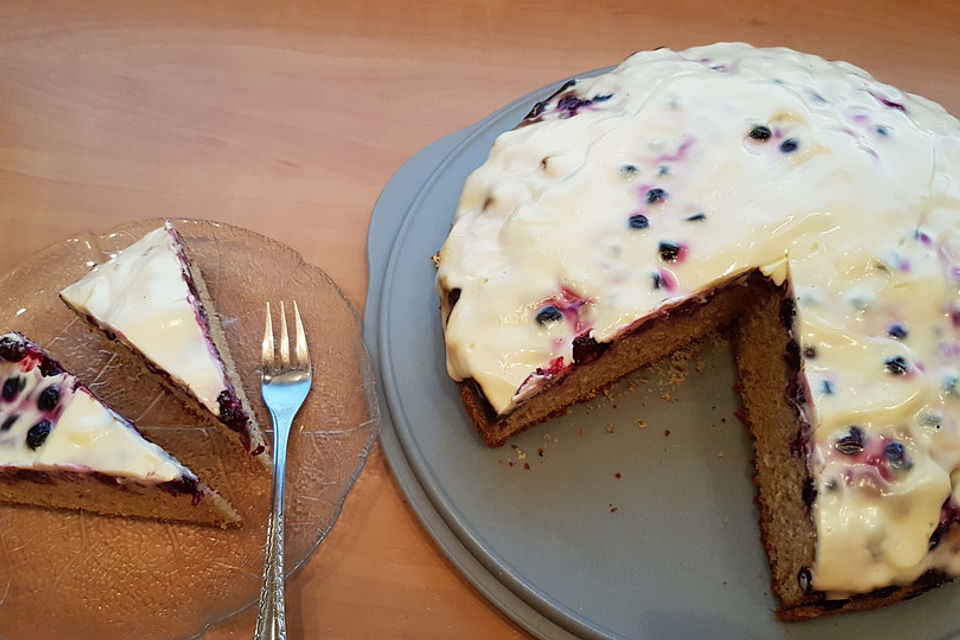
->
<box><xmin>436</xmin><ymin>43</ymin><xmax>960</xmax><ymax>595</ymax></box>
<box><xmin>60</xmin><ymin>223</ymin><xmax>229</xmax><ymax>418</ymax></box>
<box><xmin>0</xmin><ymin>333</ymin><xmax>188</xmax><ymax>481</ymax></box>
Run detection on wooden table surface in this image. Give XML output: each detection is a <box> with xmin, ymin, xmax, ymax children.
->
<box><xmin>2</xmin><ymin>2</ymin><xmax>959</xmax><ymax>638</ymax></box>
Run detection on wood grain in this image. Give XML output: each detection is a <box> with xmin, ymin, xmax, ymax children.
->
<box><xmin>1</xmin><ymin>1</ymin><xmax>959</xmax><ymax>637</ymax></box>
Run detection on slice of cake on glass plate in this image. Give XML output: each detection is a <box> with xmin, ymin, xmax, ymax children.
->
<box><xmin>0</xmin><ymin>332</ymin><xmax>239</xmax><ymax>527</ymax></box>
<box><xmin>59</xmin><ymin>222</ymin><xmax>268</xmax><ymax>463</ymax></box>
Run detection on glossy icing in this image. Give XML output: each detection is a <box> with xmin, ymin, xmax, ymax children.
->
<box><xmin>436</xmin><ymin>43</ymin><xmax>960</xmax><ymax>595</ymax></box>
<box><xmin>60</xmin><ymin>223</ymin><xmax>228</xmax><ymax>417</ymax></box>
<box><xmin>0</xmin><ymin>334</ymin><xmax>186</xmax><ymax>482</ymax></box>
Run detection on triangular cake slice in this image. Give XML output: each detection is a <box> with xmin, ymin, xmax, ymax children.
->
<box><xmin>59</xmin><ymin>222</ymin><xmax>267</xmax><ymax>462</ymax></box>
<box><xmin>0</xmin><ymin>332</ymin><xmax>240</xmax><ymax>527</ymax></box>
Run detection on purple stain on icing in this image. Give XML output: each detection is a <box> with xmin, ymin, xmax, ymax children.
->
<box><xmin>914</xmin><ymin>229</ymin><xmax>933</xmax><ymax>247</ymax></box>
<box><xmin>869</xmin><ymin>90</ymin><xmax>907</xmax><ymax>113</ymax></box>
<box><xmin>837</xmin><ymin>433</ymin><xmax>913</xmax><ymax>487</ymax></box>
<box><xmin>652</xmin><ymin>138</ymin><xmax>695</xmax><ymax>165</ymax></box>
<box><xmin>539</xmin><ymin>287</ymin><xmax>593</xmax><ymax>335</ymax></box>
<box><xmin>652</xmin><ymin>269</ymin><xmax>677</xmax><ymax>292</ymax></box>
<box><xmin>931</xmin><ymin>499</ymin><xmax>960</xmax><ymax>550</ymax></box>
<box><xmin>939</xmin><ymin>342</ymin><xmax>960</xmax><ymax>358</ymax></box>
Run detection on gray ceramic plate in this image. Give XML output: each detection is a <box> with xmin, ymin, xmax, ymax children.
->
<box><xmin>364</xmin><ymin>74</ymin><xmax>960</xmax><ymax>640</ymax></box>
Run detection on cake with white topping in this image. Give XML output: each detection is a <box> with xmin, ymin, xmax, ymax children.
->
<box><xmin>436</xmin><ymin>43</ymin><xmax>960</xmax><ymax>619</ymax></box>
<box><xmin>60</xmin><ymin>222</ymin><xmax>267</xmax><ymax>462</ymax></box>
<box><xmin>0</xmin><ymin>332</ymin><xmax>239</xmax><ymax>527</ymax></box>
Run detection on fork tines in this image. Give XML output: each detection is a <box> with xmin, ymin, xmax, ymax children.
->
<box><xmin>262</xmin><ymin>301</ymin><xmax>310</xmax><ymax>375</ymax></box>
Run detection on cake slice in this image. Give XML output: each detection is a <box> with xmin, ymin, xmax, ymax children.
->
<box><xmin>0</xmin><ymin>332</ymin><xmax>240</xmax><ymax>527</ymax></box>
<box><xmin>59</xmin><ymin>222</ymin><xmax>267</xmax><ymax>462</ymax></box>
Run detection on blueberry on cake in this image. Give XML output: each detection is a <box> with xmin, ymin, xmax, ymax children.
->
<box><xmin>0</xmin><ymin>332</ymin><xmax>239</xmax><ymax>527</ymax></box>
<box><xmin>435</xmin><ymin>43</ymin><xmax>960</xmax><ymax>619</ymax></box>
<box><xmin>59</xmin><ymin>222</ymin><xmax>267</xmax><ymax>461</ymax></box>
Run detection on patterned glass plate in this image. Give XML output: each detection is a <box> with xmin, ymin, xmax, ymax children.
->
<box><xmin>0</xmin><ymin>218</ymin><xmax>379</xmax><ymax>640</ymax></box>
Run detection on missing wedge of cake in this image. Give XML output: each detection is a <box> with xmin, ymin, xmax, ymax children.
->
<box><xmin>0</xmin><ymin>332</ymin><xmax>239</xmax><ymax>527</ymax></box>
<box><xmin>435</xmin><ymin>43</ymin><xmax>960</xmax><ymax>619</ymax></box>
<box><xmin>59</xmin><ymin>222</ymin><xmax>267</xmax><ymax>463</ymax></box>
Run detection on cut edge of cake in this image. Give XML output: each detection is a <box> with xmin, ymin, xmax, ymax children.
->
<box><xmin>59</xmin><ymin>222</ymin><xmax>269</xmax><ymax>467</ymax></box>
<box><xmin>0</xmin><ymin>332</ymin><xmax>241</xmax><ymax>528</ymax></box>
<box><xmin>441</xmin><ymin>268</ymin><xmax>960</xmax><ymax>619</ymax></box>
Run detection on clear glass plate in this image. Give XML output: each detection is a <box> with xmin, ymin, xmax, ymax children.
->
<box><xmin>0</xmin><ymin>218</ymin><xmax>380</xmax><ymax>640</ymax></box>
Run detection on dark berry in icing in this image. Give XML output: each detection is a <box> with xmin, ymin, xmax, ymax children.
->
<box><xmin>37</xmin><ymin>386</ymin><xmax>60</xmax><ymax>412</ymax></box>
<box><xmin>0</xmin><ymin>335</ymin><xmax>27</xmax><ymax>362</ymax></box>
<box><xmin>26</xmin><ymin>419</ymin><xmax>52</xmax><ymax>450</ymax></box>
<box><xmin>779</xmin><ymin>138</ymin><xmax>800</xmax><ymax>153</ymax></box>
<box><xmin>884</xmin><ymin>441</ymin><xmax>911</xmax><ymax>470</ymax></box>
<box><xmin>536</xmin><ymin>306</ymin><xmax>564</xmax><ymax>325</ymax></box>
<box><xmin>748</xmin><ymin>125</ymin><xmax>772</xmax><ymax>141</ymax></box>
<box><xmin>888</xmin><ymin>324</ymin><xmax>908</xmax><ymax>340</ymax></box>
<box><xmin>658</xmin><ymin>241</ymin><xmax>684</xmax><ymax>263</ymax></box>
<box><xmin>836</xmin><ymin>426</ymin><xmax>865</xmax><ymax>455</ymax></box>
<box><xmin>645</xmin><ymin>188</ymin><xmax>668</xmax><ymax>204</ymax></box>
<box><xmin>885</xmin><ymin>356</ymin><xmax>909</xmax><ymax>375</ymax></box>
<box><xmin>2</xmin><ymin>376</ymin><xmax>22</xmax><ymax>402</ymax></box>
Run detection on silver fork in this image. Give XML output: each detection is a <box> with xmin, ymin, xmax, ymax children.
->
<box><xmin>255</xmin><ymin>301</ymin><xmax>312</xmax><ymax>640</ymax></box>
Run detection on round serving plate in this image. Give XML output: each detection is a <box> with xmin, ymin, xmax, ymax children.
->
<box><xmin>0</xmin><ymin>218</ymin><xmax>380</xmax><ymax>640</ymax></box>
<box><xmin>365</xmin><ymin>74</ymin><xmax>960</xmax><ymax>639</ymax></box>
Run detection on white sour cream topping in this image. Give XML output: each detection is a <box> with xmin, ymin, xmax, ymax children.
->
<box><xmin>0</xmin><ymin>346</ymin><xmax>185</xmax><ymax>482</ymax></box>
<box><xmin>436</xmin><ymin>43</ymin><xmax>960</xmax><ymax>596</ymax></box>
<box><xmin>60</xmin><ymin>224</ymin><xmax>227</xmax><ymax>416</ymax></box>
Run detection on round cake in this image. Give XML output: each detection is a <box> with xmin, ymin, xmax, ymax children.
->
<box><xmin>435</xmin><ymin>43</ymin><xmax>960</xmax><ymax>618</ymax></box>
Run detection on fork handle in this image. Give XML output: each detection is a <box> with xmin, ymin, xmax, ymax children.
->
<box><xmin>254</xmin><ymin>414</ymin><xmax>293</xmax><ymax>640</ymax></box>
